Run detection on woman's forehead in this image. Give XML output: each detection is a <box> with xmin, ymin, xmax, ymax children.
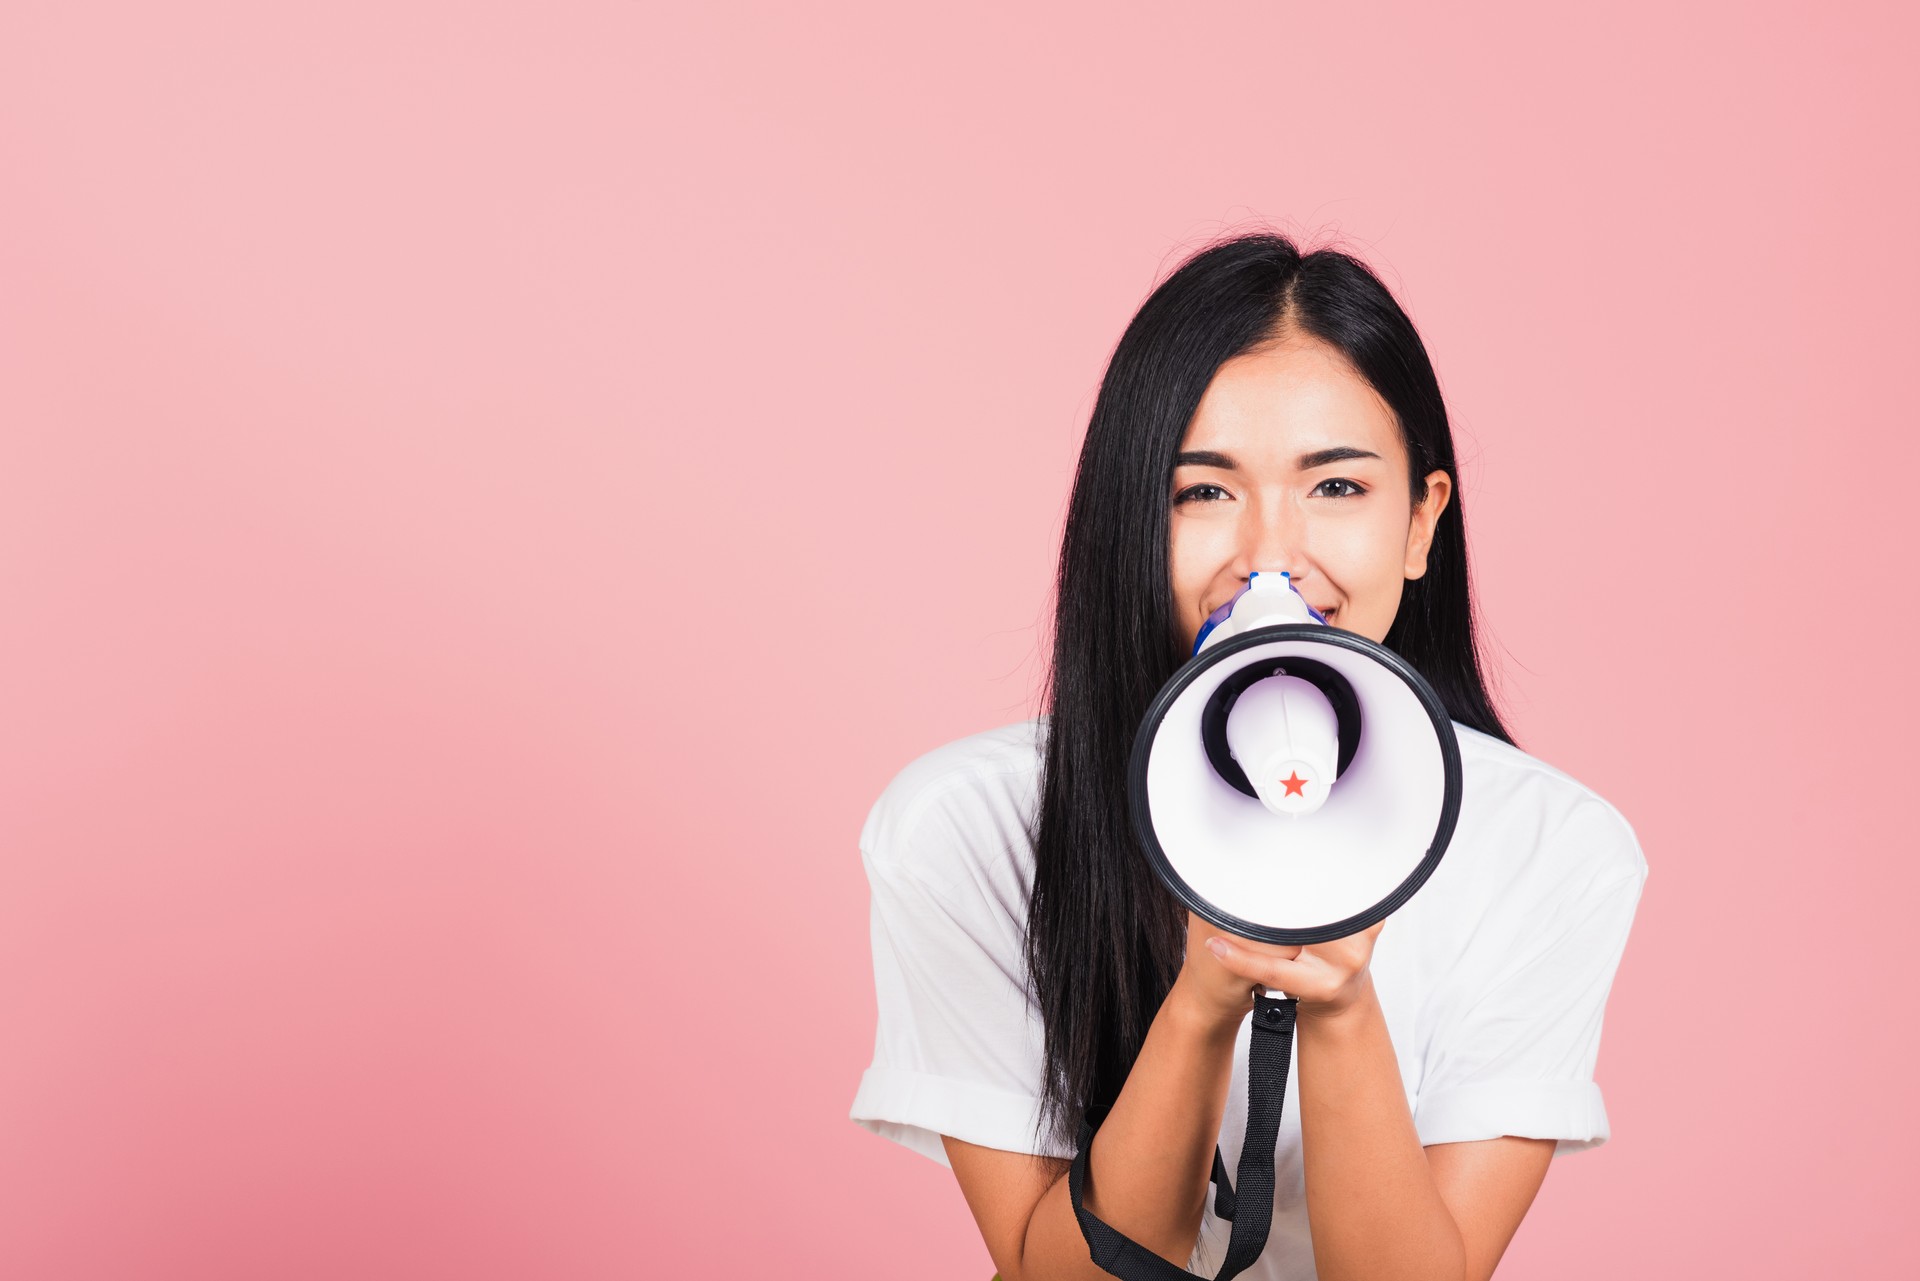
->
<box><xmin>1181</xmin><ymin>342</ymin><xmax>1403</xmax><ymax>466</ymax></box>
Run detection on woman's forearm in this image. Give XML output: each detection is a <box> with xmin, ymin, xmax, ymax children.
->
<box><xmin>1297</xmin><ymin>977</ymin><xmax>1466</xmax><ymax>1281</ymax></box>
<box><xmin>1017</xmin><ymin>985</ymin><xmax>1240</xmax><ymax>1279</ymax></box>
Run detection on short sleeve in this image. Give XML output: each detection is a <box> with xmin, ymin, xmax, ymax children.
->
<box><xmin>849</xmin><ymin>782</ymin><xmax>1067</xmax><ymax>1168</ymax></box>
<box><xmin>1413</xmin><ymin>799</ymin><xmax>1648</xmax><ymax>1157</ymax></box>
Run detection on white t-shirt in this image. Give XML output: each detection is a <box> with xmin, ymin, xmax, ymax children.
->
<box><xmin>850</xmin><ymin>715</ymin><xmax>1647</xmax><ymax>1279</ymax></box>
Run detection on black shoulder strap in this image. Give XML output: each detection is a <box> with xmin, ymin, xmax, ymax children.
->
<box><xmin>1066</xmin><ymin>994</ymin><xmax>1298</xmax><ymax>1281</ymax></box>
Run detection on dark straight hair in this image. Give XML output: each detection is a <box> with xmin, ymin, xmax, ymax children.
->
<box><xmin>1026</xmin><ymin>232</ymin><xmax>1515</xmax><ymax>1151</ymax></box>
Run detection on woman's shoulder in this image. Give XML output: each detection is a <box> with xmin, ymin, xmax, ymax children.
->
<box><xmin>1451</xmin><ymin>722</ymin><xmax>1649</xmax><ymax>888</ymax></box>
<box><xmin>858</xmin><ymin>717</ymin><xmax>1048</xmax><ymax>888</ymax></box>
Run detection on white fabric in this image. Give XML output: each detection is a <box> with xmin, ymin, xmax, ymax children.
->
<box><xmin>850</xmin><ymin>716</ymin><xmax>1647</xmax><ymax>1279</ymax></box>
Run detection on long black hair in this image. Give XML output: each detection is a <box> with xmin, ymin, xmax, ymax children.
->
<box><xmin>1026</xmin><ymin>231</ymin><xmax>1515</xmax><ymax>1151</ymax></box>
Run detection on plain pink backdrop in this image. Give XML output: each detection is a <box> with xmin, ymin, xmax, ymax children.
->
<box><xmin>2</xmin><ymin>2</ymin><xmax>1915</xmax><ymax>1277</ymax></box>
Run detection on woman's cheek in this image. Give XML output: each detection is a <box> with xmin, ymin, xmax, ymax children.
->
<box><xmin>1169</xmin><ymin>517</ymin><xmax>1233</xmax><ymax>638</ymax></box>
<box><xmin>1311</xmin><ymin>520</ymin><xmax>1398</xmax><ymax>632</ymax></box>
<box><xmin>1170</xmin><ymin>514</ymin><xmax>1230</xmax><ymax>578</ymax></box>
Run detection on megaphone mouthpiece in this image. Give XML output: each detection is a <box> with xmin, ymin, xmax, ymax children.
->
<box><xmin>1193</xmin><ymin>570</ymin><xmax>1328</xmax><ymax>656</ymax></box>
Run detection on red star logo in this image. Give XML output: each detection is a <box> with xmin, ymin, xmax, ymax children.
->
<box><xmin>1280</xmin><ymin>771</ymin><xmax>1307</xmax><ymax>797</ymax></box>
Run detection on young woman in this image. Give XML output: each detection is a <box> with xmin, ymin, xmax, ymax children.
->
<box><xmin>850</xmin><ymin>232</ymin><xmax>1647</xmax><ymax>1281</ymax></box>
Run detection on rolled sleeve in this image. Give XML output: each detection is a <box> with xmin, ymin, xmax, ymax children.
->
<box><xmin>851</xmin><ymin>1066</ymin><xmax>1056</xmax><ymax>1168</ymax></box>
<box><xmin>1415</xmin><ymin>1080</ymin><xmax>1611</xmax><ymax>1155</ymax></box>
<box><xmin>1415</xmin><ymin>801</ymin><xmax>1648</xmax><ymax>1157</ymax></box>
<box><xmin>849</xmin><ymin>795</ymin><xmax>1067</xmax><ymax>1166</ymax></box>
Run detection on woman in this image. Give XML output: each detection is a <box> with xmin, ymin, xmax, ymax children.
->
<box><xmin>850</xmin><ymin>232</ymin><xmax>1647</xmax><ymax>1281</ymax></box>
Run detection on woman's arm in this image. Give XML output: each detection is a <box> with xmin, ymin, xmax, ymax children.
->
<box><xmin>1212</xmin><ymin>932</ymin><xmax>1556</xmax><ymax>1281</ymax></box>
<box><xmin>944</xmin><ymin>977</ymin><xmax>1241</xmax><ymax>1281</ymax></box>
<box><xmin>945</xmin><ymin>908</ymin><xmax>1300</xmax><ymax>1281</ymax></box>
<box><xmin>1294</xmin><ymin>976</ymin><xmax>1553</xmax><ymax>1281</ymax></box>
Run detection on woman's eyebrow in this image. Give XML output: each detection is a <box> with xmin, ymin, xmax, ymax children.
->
<box><xmin>1173</xmin><ymin>446</ymin><xmax>1383</xmax><ymax>471</ymax></box>
<box><xmin>1298</xmin><ymin>446</ymin><xmax>1383</xmax><ymax>469</ymax></box>
<box><xmin>1174</xmin><ymin>449</ymin><xmax>1240</xmax><ymax>470</ymax></box>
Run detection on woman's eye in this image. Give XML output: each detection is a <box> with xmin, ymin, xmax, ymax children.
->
<box><xmin>1174</xmin><ymin>484</ymin><xmax>1230</xmax><ymax>505</ymax></box>
<box><xmin>1313</xmin><ymin>478</ymin><xmax>1366</xmax><ymax>499</ymax></box>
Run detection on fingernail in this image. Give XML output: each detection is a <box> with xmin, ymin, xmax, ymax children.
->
<box><xmin>1205</xmin><ymin>938</ymin><xmax>1230</xmax><ymax>958</ymax></box>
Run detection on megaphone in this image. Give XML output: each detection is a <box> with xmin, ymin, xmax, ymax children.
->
<box><xmin>1068</xmin><ymin>571</ymin><xmax>1464</xmax><ymax>1281</ymax></box>
<box><xmin>1129</xmin><ymin>570</ymin><xmax>1463</xmax><ymax>945</ymax></box>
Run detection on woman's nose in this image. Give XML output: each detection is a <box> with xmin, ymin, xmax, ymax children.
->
<box><xmin>1236</xmin><ymin>503</ymin><xmax>1310</xmax><ymax>582</ymax></box>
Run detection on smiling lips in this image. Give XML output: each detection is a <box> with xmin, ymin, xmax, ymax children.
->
<box><xmin>1205</xmin><ymin>603</ymin><xmax>1337</xmax><ymax>619</ymax></box>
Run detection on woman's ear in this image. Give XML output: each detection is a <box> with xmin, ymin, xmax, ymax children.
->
<box><xmin>1403</xmin><ymin>470</ymin><xmax>1453</xmax><ymax>580</ymax></box>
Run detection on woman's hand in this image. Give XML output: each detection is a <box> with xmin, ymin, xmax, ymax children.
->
<box><xmin>1169</xmin><ymin>910</ymin><xmax>1384</xmax><ymax>1031</ymax></box>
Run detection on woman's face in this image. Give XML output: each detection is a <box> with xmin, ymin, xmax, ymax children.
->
<box><xmin>1169</xmin><ymin>331</ymin><xmax>1453</xmax><ymax>652</ymax></box>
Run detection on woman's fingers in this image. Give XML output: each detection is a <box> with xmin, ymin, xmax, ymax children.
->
<box><xmin>1189</xmin><ymin>914</ymin><xmax>1385</xmax><ymax>1015</ymax></box>
<box><xmin>1205</xmin><ymin>929</ymin><xmax>1377</xmax><ymax>1004</ymax></box>
<box><xmin>1206</xmin><ymin>937</ymin><xmax>1317</xmax><ymax>987</ymax></box>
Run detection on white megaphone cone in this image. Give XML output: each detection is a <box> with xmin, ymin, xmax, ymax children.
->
<box><xmin>1127</xmin><ymin>568</ymin><xmax>1463</xmax><ymax>945</ymax></box>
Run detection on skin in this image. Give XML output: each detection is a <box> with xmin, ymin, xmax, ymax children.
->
<box><xmin>943</xmin><ymin>327</ymin><xmax>1556</xmax><ymax>1281</ymax></box>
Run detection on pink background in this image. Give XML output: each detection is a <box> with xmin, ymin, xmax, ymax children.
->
<box><xmin>2</xmin><ymin>2</ymin><xmax>1914</xmax><ymax>1277</ymax></box>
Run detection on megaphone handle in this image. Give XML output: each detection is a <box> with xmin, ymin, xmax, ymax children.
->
<box><xmin>1067</xmin><ymin>994</ymin><xmax>1300</xmax><ymax>1281</ymax></box>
